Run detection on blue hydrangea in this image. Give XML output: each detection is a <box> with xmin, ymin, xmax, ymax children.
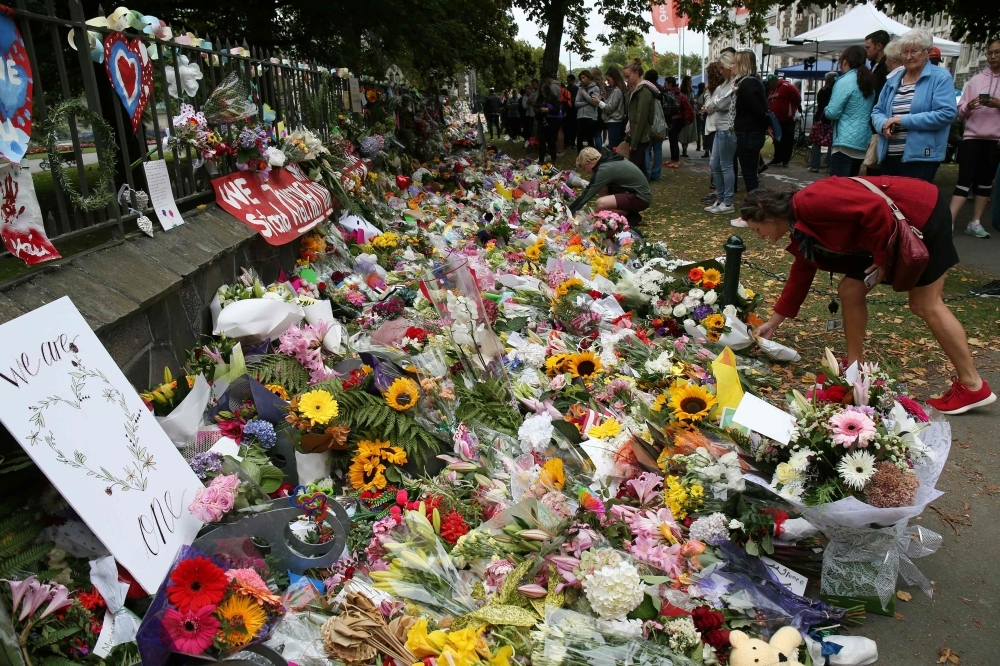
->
<box><xmin>189</xmin><ymin>451</ymin><xmax>224</xmax><ymax>479</ymax></box>
<box><xmin>243</xmin><ymin>418</ymin><xmax>277</xmax><ymax>449</ymax></box>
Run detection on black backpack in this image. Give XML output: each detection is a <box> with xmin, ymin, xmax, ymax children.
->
<box><xmin>662</xmin><ymin>90</ymin><xmax>681</xmax><ymax>119</ymax></box>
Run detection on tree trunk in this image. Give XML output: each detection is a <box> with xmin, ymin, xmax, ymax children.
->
<box><xmin>540</xmin><ymin>0</ymin><xmax>564</xmax><ymax>79</ymax></box>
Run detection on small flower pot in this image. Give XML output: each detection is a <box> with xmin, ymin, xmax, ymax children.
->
<box><xmin>284</xmin><ymin>519</ymin><xmax>337</xmax><ymax>557</ymax></box>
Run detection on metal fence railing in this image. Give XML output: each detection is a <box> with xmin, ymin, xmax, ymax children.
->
<box><xmin>4</xmin><ymin>0</ymin><xmax>388</xmax><ymax>278</ymax></box>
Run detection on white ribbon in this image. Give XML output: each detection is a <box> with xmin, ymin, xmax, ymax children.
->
<box><xmin>89</xmin><ymin>556</ymin><xmax>140</xmax><ymax>655</ymax></box>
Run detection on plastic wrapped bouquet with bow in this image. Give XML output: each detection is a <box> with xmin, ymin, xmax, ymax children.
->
<box><xmin>732</xmin><ymin>354</ymin><xmax>949</xmax><ymax>612</ymax></box>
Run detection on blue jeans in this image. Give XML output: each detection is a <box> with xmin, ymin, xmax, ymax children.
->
<box><xmin>710</xmin><ymin>130</ymin><xmax>737</xmax><ymax>205</ymax></box>
<box><xmin>647</xmin><ymin>139</ymin><xmax>663</xmax><ymax>180</ymax></box>
<box><xmin>606</xmin><ymin>121</ymin><xmax>625</xmax><ymax>150</ymax></box>
<box><xmin>828</xmin><ymin>150</ymin><xmax>862</xmax><ymax>177</ymax></box>
<box><xmin>880</xmin><ymin>155</ymin><xmax>940</xmax><ymax>182</ymax></box>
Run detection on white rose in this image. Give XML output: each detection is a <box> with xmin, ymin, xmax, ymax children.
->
<box><xmin>723</xmin><ymin>304</ymin><xmax>738</xmax><ymax>319</ymax></box>
<box><xmin>737</xmin><ymin>284</ymin><xmax>748</xmax><ymax>299</ymax></box>
<box><xmin>672</xmin><ymin>304</ymin><xmax>687</xmax><ymax>317</ymax></box>
<box><xmin>688</xmin><ymin>288</ymin><xmax>705</xmax><ymax>300</ymax></box>
<box><xmin>728</xmin><ymin>519</ymin><xmax>745</xmax><ymax>530</ymax></box>
<box><xmin>703</xmin><ymin>290</ymin><xmax>718</xmax><ymax>305</ymax></box>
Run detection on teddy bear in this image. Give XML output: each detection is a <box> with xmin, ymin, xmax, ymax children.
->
<box><xmin>729</xmin><ymin>626</ymin><xmax>805</xmax><ymax>666</ymax></box>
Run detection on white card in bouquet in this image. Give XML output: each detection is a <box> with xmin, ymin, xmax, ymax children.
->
<box><xmin>0</xmin><ymin>298</ymin><xmax>204</xmax><ymax>592</ymax></box>
<box><xmin>761</xmin><ymin>556</ymin><xmax>808</xmax><ymax>597</ymax></box>
<box><xmin>732</xmin><ymin>393</ymin><xmax>797</xmax><ymax>445</ymax></box>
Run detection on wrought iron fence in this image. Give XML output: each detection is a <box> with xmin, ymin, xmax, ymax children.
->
<box><xmin>4</xmin><ymin>0</ymin><xmax>384</xmax><ymax>270</ymax></box>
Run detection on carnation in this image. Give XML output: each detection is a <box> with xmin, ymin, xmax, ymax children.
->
<box><xmin>581</xmin><ymin>560</ymin><xmax>645</xmax><ymax>621</ymax></box>
<box><xmin>688</xmin><ymin>513</ymin><xmax>730</xmax><ymax>546</ymax></box>
<box><xmin>863</xmin><ymin>461</ymin><xmax>920</xmax><ymax>508</ymax></box>
<box><xmin>518</xmin><ymin>413</ymin><xmax>554</xmax><ymax>453</ymax></box>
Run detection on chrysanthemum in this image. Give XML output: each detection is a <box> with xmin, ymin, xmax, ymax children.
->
<box><xmin>385</xmin><ymin>377</ymin><xmax>420</xmax><ymax>411</ymax></box>
<box><xmin>215</xmin><ymin>594</ymin><xmax>268</xmax><ymax>647</ymax></box>
<box><xmin>837</xmin><ymin>450</ymin><xmax>876</xmax><ymax>491</ymax></box>
<box><xmin>667</xmin><ymin>383</ymin><xmax>716</xmax><ymax>422</ymax></box>
<box><xmin>587</xmin><ymin>418</ymin><xmax>622</xmax><ymax>440</ymax></box>
<box><xmin>828</xmin><ymin>410</ymin><xmax>877</xmax><ymax>447</ymax></box>
<box><xmin>297</xmin><ymin>390</ymin><xmax>339</xmax><ymax>426</ymax></box>
<box><xmin>226</xmin><ymin>568</ymin><xmax>281</xmax><ymax>607</ymax></box>
<box><xmin>567</xmin><ymin>351</ymin><xmax>602</xmax><ymax>379</ymax></box>
<box><xmin>539</xmin><ymin>458</ymin><xmax>566</xmax><ymax>490</ymax></box>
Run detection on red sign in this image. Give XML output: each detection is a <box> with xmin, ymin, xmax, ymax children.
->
<box><xmin>651</xmin><ymin>0</ymin><xmax>689</xmax><ymax>34</ymax></box>
<box><xmin>211</xmin><ymin>164</ymin><xmax>334</xmax><ymax>246</ymax></box>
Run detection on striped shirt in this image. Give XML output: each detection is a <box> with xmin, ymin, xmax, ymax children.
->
<box><xmin>887</xmin><ymin>83</ymin><xmax>915</xmax><ymax>155</ymax></box>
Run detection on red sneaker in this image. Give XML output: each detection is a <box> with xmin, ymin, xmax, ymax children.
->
<box><xmin>927</xmin><ymin>377</ymin><xmax>997</xmax><ymax>415</ymax></box>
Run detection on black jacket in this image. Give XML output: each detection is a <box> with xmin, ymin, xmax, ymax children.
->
<box><xmin>483</xmin><ymin>94</ymin><xmax>502</xmax><ymax>115</ymax></box>
<box><xmin>733</xmin><ymin>75</ymin><xmax>770</xmax><ymax>133</ymax></box>
<box><xmin>815</xmin><ymin>84</ymin><xmax>833</xmax><ymax>122</ymax></box>
<box><xmin>870</xmin><ymin>57</ymin><xmax>888</xmax><ymax>98</ymax></box>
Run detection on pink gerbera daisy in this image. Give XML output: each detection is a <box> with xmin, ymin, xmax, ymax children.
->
<box><xmin>828</xmin><ymin>410</ymin><xmax>877</xmax><ymax>447</ymax></box>
<box><xmin>163</xmin><ymin>605</ymin><xmax>219</xmax><ymax>655</ymax></box>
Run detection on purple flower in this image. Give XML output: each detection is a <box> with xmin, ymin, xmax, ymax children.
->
<box><xmin>242</xmin><ymin>419</ymin><xmax>276</xmax><ymax>449</ymax></box>
<box><xmin>692</xmin><ymin>305</ymin><xmax>715</xmax><ymax>322</ymax></box>
<box><xmin>189</xmin><ymin>451</ymin><xmax>224</xmax><ymax>479</ymax></box>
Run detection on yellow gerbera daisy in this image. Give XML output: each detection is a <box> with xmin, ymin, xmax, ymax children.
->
<box><xmin>566</xmin><ymin>351</ymin><xmax>602</xmax><ymax>379</ymax></box>
<box><xmin>554</xmin><ymin>278</ymin><xmax>584</xmax><ymax>298</ymax></box>
<box><xmin>587</xmin><ymin>418</ymin><xmax>621</xmax><ymax>440</ymax></box>
<box><xmin>651</xmin><ymin>393</ymin><xmax>668</xmax><ymax>412</ymax></box>
<box><xmin>525</xmin><ymin>244</ymin><xmax>541</xmax><ymax>261</ymax></box>
<box><xmin>215</xmin><ymin>593</ymin><xmax>268</xmax><ymax>647</ymax></box>
<box><xmin>385</xmin><ymin>377</ymin><xmax>420</xmax><ymax>411</ymax></box>
<box><xmin>667</xmin><ymin>383</ymin><xmax>716</xmax><ymax>422</ymax></box>
<box><xmin>298</xmin><ymin>390</ymin><xmax>339</xmax><ymax>426</ymax></box>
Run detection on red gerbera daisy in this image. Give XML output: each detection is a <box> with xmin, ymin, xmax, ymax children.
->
<box><xmin>167</xmin><ymin>556</ymin><xmax>228</xmax><ymax>612</ymax></box>
<box><xmin>163</xmin><ymin>605</ymin><xmax>220</xmax><ymax>655</ymax></box>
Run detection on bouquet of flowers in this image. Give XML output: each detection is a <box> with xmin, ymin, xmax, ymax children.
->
<box><xmin>211</xmin><ymin>269</ymin><xmax>305</xmax><ymax>343</ymax></box>
<box><xmin>136</xmin><ymin>544</ymin><xmax>284</xmax><ymax>666</ymax></box>
<box><xmin>164</xmin><ymin>103</ymin><xmax>229</xmax><ymax>168</ymax></box>
<box><xmin>201</xmin><ymin>71</ymin><xmax>258</xmax><ymax>124</ymax></box>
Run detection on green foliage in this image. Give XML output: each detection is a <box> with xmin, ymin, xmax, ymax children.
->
<box><xmin>310</xmin><ymin>378</ymin><xmax>442</xmax><ymax>467</ymax></box>
<box><xmin>0</xmin><ymin>488</ymin><xmax>49</xmax><ymax>579</ymax></box>
<box><xmin>247</xmin><ymin>354</ymin><xmax>312</xmax><ymax>396</ymax></box>
<box><xmin>455</xmin><ymin>376</ymin><xmax>522</xmax><ymax>437</ymax></box>
<box><xmin>0</xmin><ymin>454</ymin><xmax>34</xmax><ymax>476</ymax></box>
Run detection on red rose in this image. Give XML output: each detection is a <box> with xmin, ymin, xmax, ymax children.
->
<box><xmin>706</xmin><ymin>629</ymin><xmax>731</xmax><ymax>652</ymax></box>
<box><xmin>691</xmin><ymin>605</ymin><xmax>724</xmax><ymax>632</ymax></box>
<box><xmin>816</xmin><ymin>373</ymin><xmax>827</xmax><ymax>385</ymax></box>
<box><xmin>824</xmin><ymin>385</ymin><xmax>848</xmax><ymax>403</ymax></box>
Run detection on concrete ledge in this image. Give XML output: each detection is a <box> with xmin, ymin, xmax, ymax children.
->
<box><xmin>0</xmin><ymin>204</ymin><xmax>298</xmax><ymax>390</ymax></box>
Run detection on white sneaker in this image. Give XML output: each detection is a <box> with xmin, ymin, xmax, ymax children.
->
<box><xmin>704</xmin><ymin>202</ymin><xmax>721</xmax><ymax>212</ymax></box>
<box><xmin>964</xmin><ymin>220</ymin><xmax>991</xmax><ymax>238</ymax></box>
<box><xmin>731</xmin><ymin>217</ymin><xmax>748</xmax><ymax>228</ymax></box>
<box><xmin>713</xmin><ymin>204</ymin><xmax>735</xmax><ymax>214</ymax></box>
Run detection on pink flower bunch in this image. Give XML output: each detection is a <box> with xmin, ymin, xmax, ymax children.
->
<box><xmin>188</xmin><ymin>474</ymin><xmax>240</xmax><ymax>523</ymax></box>
<box><xmin>3</xmin><ymin>576</ymin><xmax>72</xmax><ymax>623</ymax></box>
<box><xmin>629</xmin><ymin>536</ymin><xmax>683</xmax><ymax>577</ymax></box>
<box><xmin>591</xmin><ymin>210</ymin><xmax>629</xmax><ymax>234</ymax></box>
<box><xmin>278</xmin><ymin>321</ymin><xmax>336</xmax><ymax>384</ymax></box>
<box><xmin>483</xmin><ymin>559</ymin><xmax>515</xmax><ymax>594</ymax></box>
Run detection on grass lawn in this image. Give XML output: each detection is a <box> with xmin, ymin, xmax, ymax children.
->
<box><xmin>497</xmin><ymin>136</ymin><xmax>1000</xmax><ymax>398</ymax></box>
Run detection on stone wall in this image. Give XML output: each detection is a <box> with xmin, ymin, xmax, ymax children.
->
<box><xmin>0</xmin><ymin>205</ymin><xmax>299</xmax><ymax>390</ymax></box>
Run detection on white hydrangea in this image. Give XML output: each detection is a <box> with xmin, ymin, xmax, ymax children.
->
<box><xmin>518</xmin><ymin>413</ymin><xmax>553</xmax><ymax>453</ymax></box>
<box><xmin>664</xmin><ymin>616</ymin><xmax>702</xmax><ymax>653</ymax></box>
<box><xmin>688</xmin><ymin>512</ymin><xmax>730</xmax><ymax>545</ymax></box>
<box><xmin>581</xmin><ymin>561</ymin><xmax>645</xmax><ymax>621</ymax></box>
<box><xmin>508</xmin><ymin>342</ymin><xmax>547</xmax><ymax>369</ymax></box>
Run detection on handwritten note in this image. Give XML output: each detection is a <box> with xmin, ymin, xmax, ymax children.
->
<box><xmin>348</xmin><ymin>77</ymin><xmax>363</xmax><ymax>113</ymax></box>
<box><xmin>761</xmin><ymin>556</ymin><xmax>809</xmax><ymax>597</ymax></box>
<box><xmin>142</xmin><ymin>160</ymin><xmax>184</xmax><ymax>231</ymax></box>
<box><xmin>0</xmin><ymin>298</ymin><xmax>204</xmax><ymax>592</ymax></box>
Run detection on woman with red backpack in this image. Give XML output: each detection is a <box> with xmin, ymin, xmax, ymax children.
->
<box><xmin>663</xmin><ymin>76</ymin><xmax>695</xmax><ymax>168</ymax></box>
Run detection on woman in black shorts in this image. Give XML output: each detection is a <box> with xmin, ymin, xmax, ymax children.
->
<box><xmin>743</xmin><ymin>178</ymin><xmax>995</xmax><ymax>415</ymax></box>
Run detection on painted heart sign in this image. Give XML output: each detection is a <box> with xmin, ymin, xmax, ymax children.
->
<box><xmin>103</xmin><ymin>32</ymin><xmax>153</xmax><ymax>134</ymax></box>
<box><xmin>0</xmin><ymin>6</ymin><xmax>34</xmax><ymax>164</ymax></box>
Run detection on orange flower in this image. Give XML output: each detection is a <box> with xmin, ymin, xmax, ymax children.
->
<box><xmin>687</xmin><ymin>267</ymin><xmax>705</xmax><ymax>282</ymax></box>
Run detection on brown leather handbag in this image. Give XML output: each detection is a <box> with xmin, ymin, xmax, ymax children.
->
<box><xmin>849</xmin><ymin>177</ymin><xmax>929</xmax><ymax>292</ymax></box>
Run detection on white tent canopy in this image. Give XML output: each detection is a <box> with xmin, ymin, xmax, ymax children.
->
<box><xmin>766</xmin><ymin>3</ymin><xmax>961</xmax><ymax>59</ymax></box>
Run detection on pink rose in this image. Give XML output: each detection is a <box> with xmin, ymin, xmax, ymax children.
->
<box><xmin>189</xmin><ymin>487</ymin><xmax>224</xmax><ymax>522</ymax></box>
<box><xmin>211</xmin><ymin>474</ymin><xmax>240</xmax><ymax>493</ymax></box>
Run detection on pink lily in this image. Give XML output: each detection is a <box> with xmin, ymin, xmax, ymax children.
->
<box><xmin>19</xmin><ymin>580</ymin><xmax>51</xmax><ymax>622</ymax></box>
<box><xmin>3</xmin><ymin>577</ymin><xmax>37</xmax><ymax>617</ymax></box>
<box><xmin>517</xmin><ymin>584</ymin><xmax>548</xmax><ymax>598</ymax></box>
<box><xmin>517</xmin><ymin>397</ymin><xmax>562</xmax><ymax>419</ymax></box>
<box><xmin>39</xmin><ymin>584</ymin><xmax>72</xmax><ymax>619</ymax></box>
<box><xmin>626</xmin><ymin>473</ymin><xmax>663</xmax><ymax>505</ymax></box>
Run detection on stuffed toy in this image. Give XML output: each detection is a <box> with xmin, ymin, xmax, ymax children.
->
<box><xmin>729</xmin><ymin>626</ymin><xmax>804</xmax><ymax>666</ymax></box>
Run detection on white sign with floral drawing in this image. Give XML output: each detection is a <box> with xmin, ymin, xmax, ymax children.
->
<box><xmin>0</xmin><ymin>297</ymin><xmax>204</xmax><ymax>592</ymax></box>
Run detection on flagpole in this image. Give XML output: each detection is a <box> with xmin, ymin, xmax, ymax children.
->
<box><xmin>678</xmin><ymin>27</ymin><xmax>683</xmax><ymax>81</ymax></box>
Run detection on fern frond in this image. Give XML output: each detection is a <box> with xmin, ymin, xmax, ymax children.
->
<box><xmin>247</xmin><ymin>354</ymin><xmax>311</xmax><ymax>395</ymax></box>
<box><xmin>0</xmin><ymin>541</ymin><xmax>52</xmax><ymax>578</ymax></box>
<box><xmin>33</xmin><ymin>627</ymin><xmax>82</xmax><ymax>648</ymax></box>
<box><xmin>0</xmin><ymin>509</ymin><xmax>34</xmax><ymax>538</ymax></box>
<box><xmin>0</xmin><ymin>524</ymin><xmax>43</xmax><ymax>559</ymax></box>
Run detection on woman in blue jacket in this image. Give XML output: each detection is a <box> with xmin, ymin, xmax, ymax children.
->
<box><xmin>871</xmin><ymin>28</ymin><xmax>957</xmax><ymax>182</ymax></box>
<box><xmin>824</xmin><ymin>46</ymin><xmax>876</xmax><ymax>176</ymax></box>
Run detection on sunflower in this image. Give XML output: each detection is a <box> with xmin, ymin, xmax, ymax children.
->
<box><xmin>702</xmin><ymin>313</ymin><xmax>726</xmax><ymax>330</ymax></box>
<box><xmin>701</xmin><ymin>268</ymin><xmax>722</xmax><ymax>289</ymax></box>
<box><xmin>385</xmin><ymin>377</ymin><xmax>420</xmax><ymax>411</ymax></box>
<box><xmin>651</xmin><ymin>393</ymin><xmax>668</xmax><ymax>412</ymax></box>
<box><xmin>265</xmin><ymin>384</ymin><xmax>289</xmax><ymax>401</ymax></box>
<box><xmin>667</xmin><ymin>383</ymin><xmax>717</xmax><ymax>423</ymax></box>
<box><xmin>215</xmin><ymin>593</ymin><xmax>268</xmax><ymax>647</ymax></box>
<box><xmin>538</xmin><ymin>458</ymin><xmax>566</xmax><ymax>490</ymax></box>
<box><xmin>349</xmin><ymin>439</ymin><xmax>407</xmax><ymax>492</ymax></box>
<box><xmin>525</xmin><ymin>243</ymin><xmax>541</xmax><ymax>261</ymax></box>
<box><xmin>544</xmin><ymin>353</ymin><xmax>572</xmax><ymax>377</ymax></box>
<box><xmin>298</xmin><ymin>390</ymin><xmax>339</xmax><ymax>426</ymax></box>
<box><xmin>566</xmin><ymin>351</ymin><xmax>602</xmax><ymax>379</ymax></box>
<box><xmin>554</xmin><ymin>278</ymin><xmax>584</xmax><ymax>298</ymax></box>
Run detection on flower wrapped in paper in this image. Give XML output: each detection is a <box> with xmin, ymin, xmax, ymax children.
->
<box><xmin>211</xmin><ymin>269</ymin><xmax>305</xmax><ymax>344</ymax></box>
